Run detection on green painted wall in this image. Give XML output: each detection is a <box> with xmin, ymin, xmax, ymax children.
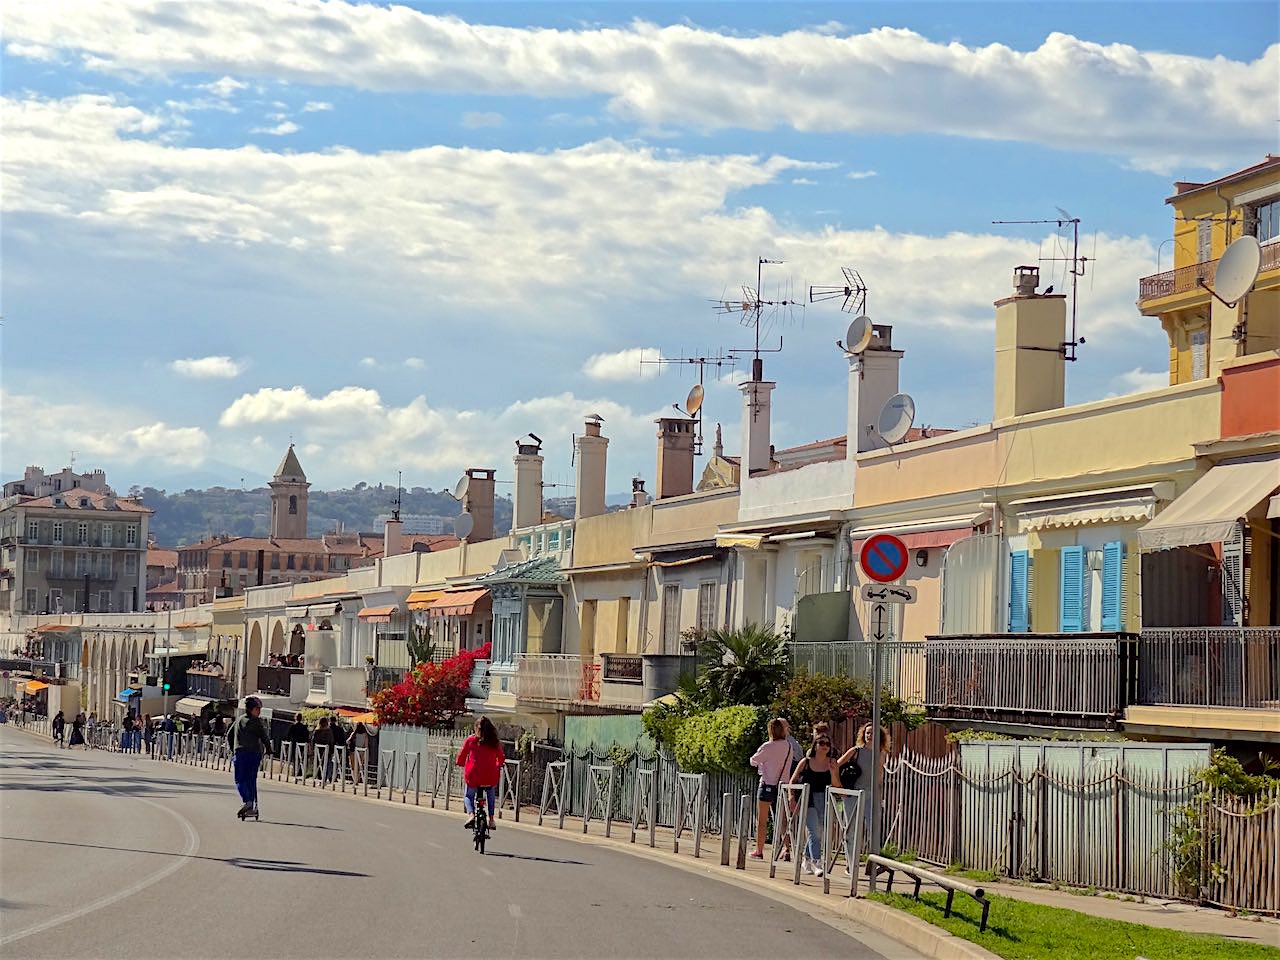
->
<box><xmin>564</xmin><ymin>714</ymin><xmax>651</xmax><ymax>751</ymax></box>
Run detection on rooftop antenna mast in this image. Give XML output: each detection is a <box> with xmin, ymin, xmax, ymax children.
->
<box><xmin>991</xmin><ymin>211</ymin><xmax>1089</xmax><ymax>361</ymax></box>
<box><xmin>710</xmin><ymin>257</ymin><xmax>802</xmax><ymax>380</ymax></box>
<box><xmin>640</xmin><ymin>351</ymin><xmax>736</xmax><ymax>455</ymax></box>
<box><xmin>390</xmin><ymin>470</ymin><xmax>402</xmax><ymax>522</ymax></box>
<box><xmin>809</xmin><ymin>266</ymin><xmax>868</xmax><ymax>316</ymax></box>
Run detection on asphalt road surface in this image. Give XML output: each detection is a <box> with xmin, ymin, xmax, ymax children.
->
<box><xmin>0</xmin><ymin>727</ymin><xmax>918</xmax><ymax>959</ymax></box>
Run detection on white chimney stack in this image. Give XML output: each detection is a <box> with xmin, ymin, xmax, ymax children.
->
<box><xmin>383</xmin><ymin>516</ymin><xmax>404</xmax><ymax>558</ymax></box>
<box><xmin>513</xmin><ymin>436</ymin><xmax>544</xmax><ymax>530</ymax></box>
<box><xmin>462</xmin><ymin>468</ymin><xmax>496</xmax><ymax>541</ymax></box>
<box><xmin>848</xmin><ymin>323</ymin><xmax>904</xmax><ymax>455</ymax></box>
<box><xmin>574</xmin><ymin>418</ymin><xmax>609</xmax><ymax>520</ymax></box>
<box><xmin>738</xmin><ymin>376</ymin><xmax>775</xmax><ymax>476</ymax></box>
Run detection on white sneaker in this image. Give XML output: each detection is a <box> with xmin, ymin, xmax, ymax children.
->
<box><xmin>811</xmin><ymin>862</ymin><xmax>825</xmax><ymax>877</ymax></box>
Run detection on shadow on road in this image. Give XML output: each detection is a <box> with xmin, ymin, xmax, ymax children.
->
<box><xmin>2</xmin><ymin>836</ymin><xmax>369</xmax><ymax>878</ymax></box>
<box><xmin>483</xmin><ymin>851</ymin><xmax>589</xmax><ymax>866</ymax></box>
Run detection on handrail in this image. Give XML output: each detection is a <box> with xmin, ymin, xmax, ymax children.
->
<box><xmin>867</xmin><ymin>853</ymin><xmax>991</xmax><ymax>932</ymax></box>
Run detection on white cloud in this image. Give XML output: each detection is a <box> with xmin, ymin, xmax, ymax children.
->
<box><xmin>1112</xmin><ymin>367</ymin><xmax>1169</xmax><ymax>396</ymax></box>
<box><xmin>461</xmin><ymin>111</ymin><xmax>504</xmax><ymax>128</ymax></box>
<box><xmin>582</xmin><ymin>348</ymin><xmax>662</xmax><ymax>381</ymax></box>
<box><xmin>404</xmin><ymin>357</ymin><xmax>426</xmax><ymax>369</ymax></box>
<box><xmin>301</xmin><ymin>100</ymin><xmax>332</xmax><ymax>112</ymax></box>
<box><xmin>1</xmin><ymin>391</ymin><xmax>210</xmax><ymax>466</ymax></box>
<box><xmin>359</xmin><ymin>357</ymin><xmax>377</xmax><ymax>367</ymax></box>
<box><xmin>220</xmin><ymin>386</ymin><xmax>384</xmax><ymax>426</ymax></box>
<box><xmin>5</xmin><ymin>3</ymin><xmax>1272</xmax><ymax>168</ymax></box>
<box><xmin>792</xmin><ymin>177</ymin><xmax>817</xmax><ymax>186</ymax></box>
<box><xmin>251</xmin><ymin>119</ymin><xmax>299</xmax><ymax>136</ymax></box>
<box><xmin>171</xmin><ymin>355</ymin><xmax>245</xmax><ymax>378</ymax></box>
<box><xmin>846</xmin><ymin>170</ymin><xmax>877</xmax><ymax>180</ymax></box>
<box><xmin>200</xmin><ymin>75</ymin><xmax>248</xmax><ymax>99</ymax></box>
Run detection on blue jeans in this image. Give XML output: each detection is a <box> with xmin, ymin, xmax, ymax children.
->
<box><xmin>465</xmin><ymin>785</ymin><xmax>496</xmax><ymax>818</ymax></box>
<box><xmin>804</xmin><ymin>794</ymin><xmax>827</xmax><ymax>864</ymax></box>
<box><xmin>233</xmin><ymin>750</ymin><xmax>261</xmax><ymax>805</ymax></box>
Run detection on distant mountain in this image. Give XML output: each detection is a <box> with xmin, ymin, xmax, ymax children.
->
<box><xmin>134</xmin><ymin>483</ymin><xmax>514</xmax><ymax>547</ymax></box>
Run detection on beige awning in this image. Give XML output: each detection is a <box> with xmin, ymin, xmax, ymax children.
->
<box><xmin>715</xmin><ymin>534</ymin><xmax>766</xmax><ymax>550</ymax></box>
<box><xmin>651</xmin><ymin>554</ymin><xmax>717</xmax><ymax>569</ymax></box>
<box><xmin>1138</xmin><ymin>454</ymin><xmax>1280</xmax><ymax>551</ymax></box>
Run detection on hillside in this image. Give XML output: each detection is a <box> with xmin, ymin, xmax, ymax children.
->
<box><xmin>132</xmin><ymin>483</ymin><xmax>514</xmax><ymax>547</ymax></box>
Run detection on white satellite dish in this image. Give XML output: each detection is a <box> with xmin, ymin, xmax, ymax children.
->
<box><xmin>877</xmin><ymin>393</ymin><xmax>916</xmax><ymax>445</ymax></box>
<box><xmin>454</xmin><ymin>512</ymin><xmax>475</xmax><ymax>540</ymax></box>
<box><xmin>844</xmin><ymin>315</ymin><xmax>873</xmax><ymax>354</ymax></box>
<box><xmin>686</xmin><ymin>383</ymin><xmax>705</xmax><ymax>417</ymax></box>
<box><xmin>452</xmin><ymin>474</ymin><xmax>470</xmax><ymax>501</ymax></box>
<box><xmin>1208</xmin><ymin>236</ymin><xmax>1263</xmax><ymax>306</ymax></box>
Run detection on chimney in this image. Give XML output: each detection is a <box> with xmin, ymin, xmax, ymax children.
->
<box><xmin>383</xmin><ymin>516</ymin><xmax>403</xmax><ymax>558</ymax></box>
<box><xmin>574</xmin><ymin>418</ymin><xmax>609</xmax><ymax>520</ymax></box>
<box><xmin>462</xmin><ymin>468</ymin><xmax>496</xmax><ymax>541</ymax></box>
<box><xmin>848</xmin><ymin>323</ymin><xmax>905</xmax><ymax>456</ymax></box>
<box><xmin>994</xmin><ymin>266</ymin><xmax>1066</xmax><ymax>420</ymax></box>
<box><xmin>630</xmin><ymin>477</ymin><xmax>648</xmax><ymax>509</ymax></box>
<box><xmin>738</xmin><ymin>376</ymin><xmax>776</xmax><ymax>475</ymax></box>
<box><xmin>512</xmin><ymin>436</ymin><xmax>544</xmax><ymax>530</ymax></box>
<box><xmin>655</xmin><ymin>418</ymin><xmax>695</xmax><ymax>499</ymax></box>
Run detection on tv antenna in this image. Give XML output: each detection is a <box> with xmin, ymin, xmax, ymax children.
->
<box><xmin>992</xmin><ymin>210</ymin><xmax>1090</xmax><ymax>361</ymax></box>
<box><xmin>640</xmin><ymin>351</ymin><xmax>737</xmax><ymax>455</ymax></box>
<box><xmin>390</xmin><ymin>470</ymin><xmax>402</xmax><ymax>522</ymax></box>
<box><xmin>710</xmin><ymin>257</ymin><xmax>802</xmax><ymax>379</ymax></box>
<box><xmin>809</xmin><ymin>266</ymin><xmax>868</xmax><ymax>316</ymax></box>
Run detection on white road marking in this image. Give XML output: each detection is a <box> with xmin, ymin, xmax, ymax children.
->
<box><xmin>508</xmin><ymin>903</ymin><xmax>522</xmax><ymax>918</ymax></box>
<box><xmin>425</xmin><ymin>840</ymin><xmax>442</xmax><ymax>849</ymax></box>
<box><xmin>0</xmin><ymin>742</ymin><xmax>202</xmax><ymax>947</ymax></box>
<box><xmin>479</xmin><ymin>866</ymin><xmax>494</xmax><ymax>877</ymax></box>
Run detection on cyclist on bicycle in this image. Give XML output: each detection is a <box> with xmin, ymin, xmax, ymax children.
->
<box><xmin>457</xmin><ymin>716</ymin><xmax>504</xmax><ymax>832</ymax></box>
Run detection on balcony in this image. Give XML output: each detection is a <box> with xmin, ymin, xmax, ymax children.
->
<box><xmin>255</xmin><ymin>664</ymin><xmax>302</xmax><ymax>695</ymax></box>
<box><xmin>509</xmin><ymin>654</ymin><xmax>599</xmax><ymax>705</ymax></box>
<box><xmin>185</xmin><ymin>669</ymin><xmax>232</xmax><ymax>700</ymax></box>
<box><xmin>787</xmin><ymin>640</ymin><xmax>926</xmax><ymax>709</ymax></box>
<box><xmin>1138</xmin><ymin>242</ymin><xmax>1280</xmax><ymax>306</ymax></box>
<box><xmin>469</xmin><ymin>659</ymin><xmax>491</xmax><ymax>700</ymax></box>
<box><xmin>1136</xmin><ymin>628</ymin><xmax>1279</xmax><ymax>710</ymax></box>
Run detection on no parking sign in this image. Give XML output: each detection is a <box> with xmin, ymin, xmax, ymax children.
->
<box><xmin>859</xmin><ymin>533</ymin><xmax>910</xmax><ymax>584</ymax></box>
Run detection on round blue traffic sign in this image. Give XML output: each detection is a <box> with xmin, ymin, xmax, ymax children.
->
<box><xmin>859</xmin><ymin>533</ymin><xmax>910</xmax><ymax>584</ymax></box>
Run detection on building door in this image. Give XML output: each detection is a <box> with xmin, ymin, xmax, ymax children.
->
<box><xmin>661</xmin><ymin>583</ymin><xmax>681</xmax><ymax>654</ymax></box>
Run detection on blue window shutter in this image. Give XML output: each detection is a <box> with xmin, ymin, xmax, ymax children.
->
<box><xmin>1100</xmin><ymin>541</ymin><xmax>1124</xmax><ymax>631</ymax></box>
<box><xmin>1009</xmin><ymin>551</ymin><xmax>1029</xmax><ymax>632</ymax></box>
<box><xmin>1060</xmin><ymin>546</ymin><xmax>1085</xmax><ymax>633</ymax></box>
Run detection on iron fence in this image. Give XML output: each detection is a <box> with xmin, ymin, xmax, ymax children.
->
<box><xmin>786</xmin><ymin>640</ymin><xmax>926</xmax><ymax>708</ymax></box>
<box><xmin>1137</xmin><ymin>628</ymin><xmax>1280</xmax><ymax>709</ymax></box>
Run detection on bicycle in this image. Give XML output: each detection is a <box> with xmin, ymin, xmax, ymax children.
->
<box><xmin>473</xmin><ymin>808</ymin><xmax>489</xmax><ymax>854</ymax></box>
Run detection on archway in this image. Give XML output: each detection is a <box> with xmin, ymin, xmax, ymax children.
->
<box><xmin>246</xmin><ymin>622</ymin><xmax>264</xmax><ymax>696</ymax></box>
<box><xmin>269</xmin><ymin>620</ymin><xmax>285</xmax><ymax>657</ymax></box>
<box><xmin>288</xmin><ymin>624</ymin><xmax>305</xmax><ymax>657</ymax></box>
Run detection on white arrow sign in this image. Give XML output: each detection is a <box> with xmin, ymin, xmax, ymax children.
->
<box><xmin>860</xmin><ymin>583</ymin><xmax>917</xmax><ymax>604</ymax></box>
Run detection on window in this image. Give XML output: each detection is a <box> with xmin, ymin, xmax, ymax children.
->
<box><xmin>697</xmin><ymin>582</ymin><xmax>717</xmax><ymax>633</ymax></box>
<box><xmin>24</xmin><ymin>588</ymin><xmax>38</xmax><ymax>612</ymax></box>
<box><xmin>24</xmin><ymin>550</ymin><xmax>38</xmax><ymax>572</ymax></box>
<box><xmin>1059</xmin><ymin>546</ymin><xmax>1086</xmax><ymax>633</ymax></box>
<box><xmin>120</xmin><ymin>591</ymin><xmax>131</xmax><ymax>613</ymax></box>
<box><xmin>98</xmin><ymin>590</ymin><xmax>111</xmax><ymax>612</ymax></box>
<box><xmin>288</xmin><ymin>494</ymin><xmax>298</xmax><ymax>515</ymax></box>
<box><xmin>1255</xmin><ymin>198</ymin><xmax>1280</xmax><ymax>245</ymax></box>
<box><xmin>53</xmin><ymin>479</ymin><xmax>62</xmax><ymax>492</ymax></box>
<box><xmin>101</xmin><ymin>524</ymin><xmax>112</xmax><ymax>546</ymax></box>
<box><xmin>287</xmin><ymin>554</ymin><xmax>296</xmax><ymax>570</ymax></box>
<box><xmin>616</xmin><ymin>597</ymin><xmax>631</xmax><ymax>653</ymax></box>
<box><xmin>1008</xmin><ymin>551</ymin><xmax>1029</xmax><ymax>632</ymax></box>
<box><xmin>75</xmin><ymin>552</ymin><xmax>88</xmax><ymax>576</ymax></box>
<box><xmin>49</xmin><ymin>588</ymin><xmax>63</xmax><ymax>612</ymax></box>
<box><xmin>1100</xmin><ymin>541</ymin><xmax>1125</xmax><ymax>631</ymax></box>
<box><xmin>1191</xmin><ymin>328</ymin><xmax>1208</xmax><ymax>380</ymax></box>
<box><xmin>124</xmin><ymin>554</ymin><xmax>137</xmax><ymax>575</ymax></box>
<box><xmin>239</xmin><ymin>551</ymin><xmax>248</xmax><ymax>568</ymax></box>
<box><xmin>79</xmin><ymin>497</ymin><xmax>89</xmax><ymax>508</ymax></box>
<box><xmin>26</xmin><ymin>520</ymin><xmax>39</xmax><ymax>541</ymax></box>
<box><xmin>547</xmin><ymin>530</ymin><xmax>560</xmax><ymax>553</ymax></box>
<box><xmin>77</xmin><ymin>522</ymin><xmax>88</xmax><ymax>545</ymax></box>
<box><xmin>661</xmin><ymin>583</ymin><xmax>681</xmax><ymax>653</ymax></box>
<box><xmin>99</xmin><ymin>553</ymin><xmax>112</xmax><ymax>578</ymax></box>
<box><xmin>51</xmin><ymin>551</ymin><xmax>64</xmax><ymax>577</ymax></box>
<box><xmin>52</xmin><ymin>521</ymin><xmax>63</xmax><ymax>544</ymax></box>
<box><xmin>301</xmin><ymin>555</ymin><xmax>310</xmax><ymax>571</ymax></box>
<box><xmin>271</xmin><ymin>553</ymin><xmax>280</xmax><ymax>570</ymax></box>
<box><xmin>221</xmin><ymin>551</ymin><xmax>232</xmax><ymax>568</ymax></box>
<box><xmin>125</xmin><ymin>526</ymin><xmax>137</xmax><ymax>546</ymax></box>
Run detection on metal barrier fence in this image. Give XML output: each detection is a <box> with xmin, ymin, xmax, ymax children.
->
<box><xmin>787</xmin><ymin>640</ymin><xmax>926</xmax><ymax>708</ymax></box>
<box><xmin>1138</xmin><ymin>627</ymin><xmax>1280</xmax><ymax>709</ymax></box>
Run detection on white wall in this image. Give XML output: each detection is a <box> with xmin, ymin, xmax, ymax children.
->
<box><xmin>737</xmin><ymin>459</ymin><xmax>854</xmax><ymax>524</ymax></box>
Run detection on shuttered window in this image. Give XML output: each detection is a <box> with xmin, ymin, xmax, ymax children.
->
<box><xmin>1221</xmin><ymin>523</ymin><xmax>1244</xmax><ymax>626</ymax></box>
<box><xmin>1100</xmin><ymin>541</ymin><xmax>1125</xmax><ymax>631</ymax></box>
<box><xmin>1008</xmin><ymin>550</ymin><xmax>1029</xmax><ymax>632</ymax></box>
<box><xmin>1060</xmin><ymin>545</ymin><xmax>1085</xmax><ymax>633</ymax></box>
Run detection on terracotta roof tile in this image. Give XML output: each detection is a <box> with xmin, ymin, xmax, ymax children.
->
<box><xmin>21</xmin><ymin>489</ymin><xmax>151</xmax><ymax>513</ymax></box>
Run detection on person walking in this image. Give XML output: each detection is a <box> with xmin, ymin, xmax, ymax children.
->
<box><xmin>142</xmin><ymin>713</ymin><xmax>155</xmax><ymax>756</ymax></box>
<box><xmin>347</xmin><ymin>722</ymin><xmax>370</xmax><ymax>784</ymax></box>
<box><xmin>311</xmin><ymin>716</ymin><xmax>336</xmax><ymax>781</ymax></box>
<box><xmin>836</xmin><ymin>723</ymin><xmax>891</xmax><ymax>864</ymax></box>
<box><xmin>788</xmin><ymin>732</ymin><xmax>836</xmax><ymax>877</ymax></box>
<box><xmin>52</xmin><ymin>710</ymin><xmax>66</xmax><ymax>747</ymax></box>
<box><xmin>748</xmin><ymin>717</ymin><xmax>795</xmax><ymax>860</ymax></box>
<box><xmin>456</xmin><ymin>716</ymin><xmax>505</xmax><ymax>832</ymax></box>
<box><xmin>69</xmin><ymin>712</ymin><xmax>86</xmax><ymax>749</ymax></box>
<box><xmin>228</xmin><ymin>696</ymin><xmax>272</xmax><ymax>819</ymax></box>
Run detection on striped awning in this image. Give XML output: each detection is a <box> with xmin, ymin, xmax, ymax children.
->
<box><xmin>407</xmin><ymin>589</ymin><xmax>445</xmax><ymax>611</ymax></box>
<box><xmin>337</xmin><ymin>708</ymin><xmax>378</xmax><ymax>724</ymax></box>
<box><xmin>427</xmin><ymin>588</ymin><xmax>490</xmax><ymax>618</ymax></box>
<box><xmin>715</xmin><ymin>533</ymin><xmax>766</xmax><ymax>550</ymax></box>
<box><xmin>358</xmin><ymin>605</ymin><xmax>398</xmax><ymax>623</ymax></box>
<box><xmin>24</xmin><ymin>680</ymin><xmax>49</xmax><ymax>692</ymax></box>
<box><xmin>34</xmin><ymin>623</ymin><xmax>76</xmax><ymax>633</ymax></box>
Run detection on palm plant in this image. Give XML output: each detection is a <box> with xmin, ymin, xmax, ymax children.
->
<box><xmin>696</xmin><ymin>623</ymin><xmax>790</xmax><ymax>706</ymax></box>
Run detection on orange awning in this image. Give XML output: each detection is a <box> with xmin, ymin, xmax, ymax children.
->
<box><xmin>406</xmin><ymin>589</ymin><xmax>445</xmax><ymax>611</ymax></box>
<box><xmin>428</xmin><ymin>588</ymin><xmax>490</xmax><ymax>618</ymax></box>
<box><xmin>358</xmin><ymin>605</ymin><xmax>398</xmax><ymax>623</ymax></box>
<box><xmin>337</xmin><ymin>708</ymin><xmax>378</xmax><ymax>724</ymax></box>
<box><xmin>23</xmin><ymin>680</ymin><xmax>49</xmax><ymax>692</ymax></box>
<box><xmin>173</xmin><ymin>622</ymin><xmax>202</xmax><ymax>629</ymax></box>
<box><xmin>34</xmin><ymin>623</ymin><xmax>76</xmax><ymax>633</ymax></box>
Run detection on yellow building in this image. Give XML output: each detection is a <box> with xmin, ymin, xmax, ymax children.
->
<box><xmin>1140</xmin><ymin>155</ymin><xmax>1280</xmax><ymax>383</ymax></box>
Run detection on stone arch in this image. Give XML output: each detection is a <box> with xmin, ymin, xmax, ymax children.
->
<box><xmin>246</xmin><ymin>622</ymin><xmax>264</xmax><ymax>695</ymax></box>
<box><xmin>288</xmin><ymin>624</ymin><xmax>305</xmax><ymax>657</ymax></box>
<box><xmin>269</xmin><ymin>620</ymin><xmax>286</xmax><ymax>657</ymax></box>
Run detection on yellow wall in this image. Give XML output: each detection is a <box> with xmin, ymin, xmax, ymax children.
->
<box><xmin>644</xmin><ymin>490</ymin><xmax>739</xmax><ymax>549</ymax></box>
<box><xmin>572</xmin><ymin>507</ymin><xmax>652</xmax><ymax>568</ymax></box>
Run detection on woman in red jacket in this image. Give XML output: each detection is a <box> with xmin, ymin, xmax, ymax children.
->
<box><xmin>457</xmin><ymin>716</ymin><xmax>505</xmax><ymax>831</ymax></box>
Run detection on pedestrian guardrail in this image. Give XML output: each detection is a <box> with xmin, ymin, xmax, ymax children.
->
<box><xmin>867</xmin><ymin>854</ymin><xmax>991</xmax><ymax>931</ymax></box>
<box><xmin>771</xmin><ymin>783</ymin><xmax>809</xmax><ymax>885</ymax></box>
<box><xmin>498</xmin><ymin>759</ymin><xmax>521</xmax><ymax>822</ymax></box>
<box><xmin>539</xmin><ymin>760</ymin><xmax>568</xmax><ymax>828</ymax></box>
<box><xmin>673</xmin><ymin>772</ymin><xmax>705</xmax><ymax>857</ymax></box>
<box><xmin>823</xmin><ymin>788</ymin><xmax>865</xmax><ymax>896</ymax></box>
<box><xmin>584</xmin><ymin>764</ymin><xmax>616</xmax><ymax>837</ymax></box>
<box><xmin>430</xmin><ymin>753</ymin><xmax>453</xmax><ymax>809</ymax></box>
<box><xmin>402</xmin><ymin>751</ymin><xmax>420</xmax><ymax>805</ymax></box>
<box><xmin>376</xmin><ymin>749</ymin><xmax>397</xmax><ymax>799</ymax></box>
<box><xmin>630</xmin><ymin>767</ymin><xmax>657</xmax><ymax>847</ymax></box>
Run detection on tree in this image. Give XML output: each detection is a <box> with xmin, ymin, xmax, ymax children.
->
<box><xmin>371</xmin><ymin>643</ymin><xmax>490</xmax><ymax>727</ymax></box>
<box><xmin>696</xmin><ymin>623</ymin><xmax>790</xmax><ymax>706</ymax></box>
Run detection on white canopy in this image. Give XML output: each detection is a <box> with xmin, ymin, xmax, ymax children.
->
<box><xmin>1138</xmin><ymin>454</ymin><xmax>1280</xmax><ymax>551</ymax></box>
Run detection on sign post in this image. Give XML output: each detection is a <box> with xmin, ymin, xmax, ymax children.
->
<box><xmin>857</xmin><ymin>533</ymin><xmax>913</xmax><ymax>891</ymax></box>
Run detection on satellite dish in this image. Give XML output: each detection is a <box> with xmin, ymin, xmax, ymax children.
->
<box><xmin>686</xmin><ymin>383</ymin><xmax>705</xmax><ymax>417</ymax></box>
<box><xmin>845</xmin><ymin>315</ymin><xmax>873</xmax><ymax>354</ymax></box>
<box><xmin>1211</xmin><ymin>236</ymin><xmax>1262</xmax><ymax>305</ymax></box>
<box><xmin>877</xmin><ymin>393</ymin><xmax>916</xmax><ymax>445</ymax></box>
<box><xmin>452</xmin><ymin>475</ymin><xmax>470</xmax><ymax>501</ymax></box>
<box><xmin>454</xmin><ymin>512</ymin><xmax>475</xmax><ymax>540</ymax></box>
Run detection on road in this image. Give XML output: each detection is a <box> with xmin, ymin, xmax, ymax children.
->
<box><xmin>0</xmin><ymin>728</ymin><xmax>917</xmax><ymax>959</ymax></box>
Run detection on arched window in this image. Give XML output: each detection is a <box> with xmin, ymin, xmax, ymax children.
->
<box><xmin>288</xmin><ymin>495</ymin><xmax>298</xmax><ymax>515</ymax></box>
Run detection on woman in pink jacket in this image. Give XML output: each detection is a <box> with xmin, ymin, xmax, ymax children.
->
<box><xmin>748</xmin><ymin>717</ymin><xmax>794</xmax><ymax>859</ymax></box>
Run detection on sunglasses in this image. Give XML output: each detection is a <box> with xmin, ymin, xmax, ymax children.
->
<box><xmin>815</xmin><ymin>739</ymin><xmax>831</xmax><ymax>747</ymax></box>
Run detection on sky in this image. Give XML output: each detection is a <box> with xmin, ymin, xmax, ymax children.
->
<box><xmin>2</xmin><ymin>1</ymin><xmax>1277</xmax><ymax>496</ymax></box>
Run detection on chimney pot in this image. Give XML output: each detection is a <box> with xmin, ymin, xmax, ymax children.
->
<box><xmin>1013</xmin><ymin>265</ymin><xmax>1039</xmax><ymax>297</ymax></box>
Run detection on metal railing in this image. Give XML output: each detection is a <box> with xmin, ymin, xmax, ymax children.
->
<box><xmin>511</xmin><ymin>654</ymin><xmax>589</xmax><ymax>703</ymax></box>
<box><xmin>922</xmin><ymin>633</ymin><xmax>1137</xmax><ymax>727</ymax></box>
<box><xmin>786</xmin><ymin>640</ymin><xmax>925</xmax><ymax>708</ymax></box>
<box><xmin>1137</xmin><ymin>627</ymin><xmax>1280</xmax><ymax>709</ymax></box>
<box><xmin>1138</xmin><ymin>242</ymin><xmax>1280</xmax><ymax>302</ymax></box>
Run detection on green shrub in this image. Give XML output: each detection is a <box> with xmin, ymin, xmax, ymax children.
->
<box><xmin>672</xmin><ymin>704</ymin><xmax>766</xmax><ymax>775</ymax></box>
<box><xmin>771</xmin><ymin>669</ymin><xmax>919</xmax><ymax>742</ymax></box>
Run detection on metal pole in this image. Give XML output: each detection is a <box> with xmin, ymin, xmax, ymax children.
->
<box><xmin>869</xmin><ymin>601</ymin><xmax>883</xmax><ymax>892</ymax></box>
<box><xmin>163</xmin><ymin>608</ymin><xmax>172</xmax><ymax>718</ymax></box>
